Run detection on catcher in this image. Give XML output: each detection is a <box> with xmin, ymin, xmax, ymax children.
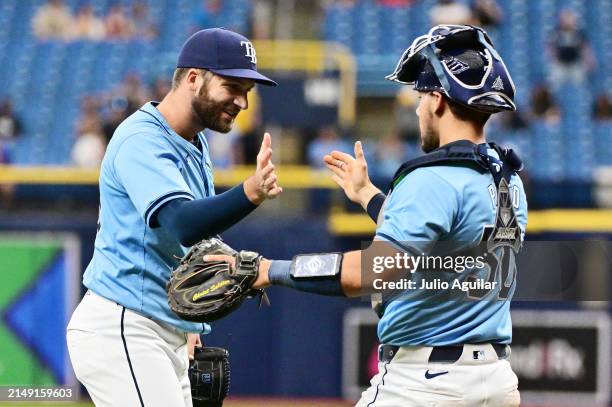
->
<box><xmin>174</xmin><ymin>25</ymin><xmax>527</xmax><ymax>407</ymax></box>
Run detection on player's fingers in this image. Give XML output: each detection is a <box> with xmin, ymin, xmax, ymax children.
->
<box><xmin>325</xmin><ymin>162</ymin><xmax>345</xmax><ymax>178</ymax></box>
<box><xmin>266</xmin><ymin>186</ymin><xmax>282</xmax><ymax>198</ymax></box>
<box><xmin>354</xmin><ymin>141</ymin><xmax>365</xmax><ymax>161</ymax></box>
<box><xmin>263</xmin><ymin>174</ymin><xmax>277</xmax><ymax>188</ymax></box>
<box><xmin>262</xmin><ymin>132</ymin><xmax>271</xmax><ymax>149</ymax></box>
<box><xmin>202</xmin><ymin>255</ymin><xmax>235</xmax><ymax>268</ymax></box>
<box><xmin>322</xmin><ymin>154</ymin><xmax>336</xmax><ymax>165</ymax></box>
<box><xmin>257</xmin><ymin>132</ymin><xmax>271</xmax><ymax>156</ymax></box>
<box><xmin>187</xmin><ymin>334</ymin><xmax>200</xmax><ymax>360</ymax></box>
<box><xmin>331</xmin><ymin>174</ymin><xmax>344</xmax><ymax>188</ymax></box>
<box><xmin>330</xmin><ymin>150</ymin><xmax>355</xmax><ymax>163</ymax></box>
<box><xmin>257</xmin><ymin>148</ymin><xmax>272</xmax><ymax>167</ymax></box>
<box><xmin>261</xmin><ymin>162</ymin><xmax>275</xmax><ymax>178</ymax></box>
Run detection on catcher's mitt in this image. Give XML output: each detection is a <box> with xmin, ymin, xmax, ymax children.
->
<box><xmin>167</xmin><ymin>238</ymin><xmax>267</xmax><ymax>322</ymax></box>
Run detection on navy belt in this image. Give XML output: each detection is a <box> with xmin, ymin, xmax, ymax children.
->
<box><xmin>378</xmin><ymin>344</ymin><xmax>509</xmax><ymax>363</ymax></box>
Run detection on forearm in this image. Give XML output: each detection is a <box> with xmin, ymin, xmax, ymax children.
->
<box><xmin>261</xmin><ymin>250</ymin><xmax>363</xmax><ymax>297</ymax></box>
<box><xmin>156</xmin><ymin>184</ymin><xmax>257</xmax><ymax>246</ymax></box>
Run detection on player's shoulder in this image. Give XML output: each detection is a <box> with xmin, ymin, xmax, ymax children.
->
<box><xmin>388</xmin><ymin>167</ymin><xmax>461</xmax><ymax>213</ymax></box>
<box><xmin>394</xmin><ymin>165</ymin><xmax>474</xmax><ymax>193</ymax></box>
<box><xmin>108</xmin><ymin>110</ymin><xmax>163</xmax><ymax>146</ymax></box>
<box><xmin>105</xmin><ymin>114</ymin><xmax>174</xmax><ymax>164</ymax></box>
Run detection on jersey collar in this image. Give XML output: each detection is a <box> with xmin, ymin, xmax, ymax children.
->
<box><xmin>140</xmin><ymin>101</ymin><xmax>204</xmax><ymax>155</ymax></box>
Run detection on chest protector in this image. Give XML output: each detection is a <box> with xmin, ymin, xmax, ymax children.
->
<box><xmin>372</xmin><ymin>139</ymin><xmax>524</xmax><ymax>317</ymax></box>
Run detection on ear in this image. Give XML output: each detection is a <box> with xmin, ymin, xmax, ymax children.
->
<box><xmin>430</xmin><ymin>91</ymin><xmax>446</xmax><ymax>116</ymax></box>
<box><xmin>186</xmin><ymin>69</ymin><xmax>201</xmax><ymax>91</ymax></box>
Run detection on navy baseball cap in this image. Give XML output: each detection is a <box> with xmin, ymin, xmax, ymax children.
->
<box><xmin>177</xmin><ymin>28</ymin><xmax>277</xmax><ymax>87</ymax></box>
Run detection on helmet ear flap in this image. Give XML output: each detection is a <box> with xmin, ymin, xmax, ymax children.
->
<box><xmin>468</xmin><ymin>93</ymin><xmax>516</xmax><ymax>113</ymax></box>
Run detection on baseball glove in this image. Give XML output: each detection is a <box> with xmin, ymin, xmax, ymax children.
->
<box><xmin>189</xmin><ymin>346</ymin><xmax>230</xmax><ymax>407</ymax></box>
<box><xmin>167</xmin><ymin>238</ymin><xmax>267</xmax><ymax>322</ymax></box>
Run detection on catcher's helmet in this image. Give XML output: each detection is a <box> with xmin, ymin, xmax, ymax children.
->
<box><xmin>386</xmin><ymin>25</ymin><xmax>516</xmax><ymax>113</ymax></box>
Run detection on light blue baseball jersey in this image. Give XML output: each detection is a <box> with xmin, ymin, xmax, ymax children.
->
<box><xmin>375</xmin><ymin>151</ymin><xmax>528</xmax><ymax>346</ymax></box>
<box><xmin>83</xmin><ymin>102</ymin><xmax>214</xmax><ymax>333</ymax></box>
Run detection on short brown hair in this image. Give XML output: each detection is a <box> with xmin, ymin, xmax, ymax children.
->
<box><xmin>171</xmin><ymin>68</ymin><xmax>212</xmax><ymax>90</ymax></box>
<box><xmin>446</xmin><ymin>98</ymin><xmax>491</xmax><ymax>128</ymax></box>
<box><xmin>171</xmin><ymin>68</ymin><xmax>189</xmax><ymax>89</ymax></box>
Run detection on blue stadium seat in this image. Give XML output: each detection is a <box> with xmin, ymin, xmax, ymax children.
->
<box><xmin>1</xmin><ymin>0</ymin><xmax>608</xmax><ymax>177</ymax></box>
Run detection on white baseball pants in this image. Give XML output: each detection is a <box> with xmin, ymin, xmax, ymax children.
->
<box><xmin>357</xmin><ymin>344</ymin><xmax>520</xmax><ymax>407</ymax></box>
<box><xmin>66</xmin><ymin>291</ymin><xmax>192</xmax><ymax>407</ymax></box>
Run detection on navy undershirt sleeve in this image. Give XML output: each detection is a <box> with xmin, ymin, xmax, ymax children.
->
<box><xmin>154</xmin><ymin>184</ymin><xmax>257</xmax><ymax>246</ymax></box>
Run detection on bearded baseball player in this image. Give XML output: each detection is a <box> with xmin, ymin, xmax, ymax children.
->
<box><xmin>204</xmin><ymin>25</ymin><xmax>527</xmax><ymax>406</ymax></box>
<box><xmin>66</xmin><ymin>28</ymin><xmax>280</xmax><ymax>407</ymax></box>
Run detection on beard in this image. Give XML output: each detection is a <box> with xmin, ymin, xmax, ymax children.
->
<box><xmin>191</xmin><ymin>83</ymin><xmax>237</xmax><ymax>133</ymax></box>
<box><xmin>421</xmin><ymin>131</ymin><xmax>439</xmax><ymax>153</ymax></box>
<box><xmin>420</xmin><ymin>112</ymin><xmax>439</xmax><ymax>153</ymax></box>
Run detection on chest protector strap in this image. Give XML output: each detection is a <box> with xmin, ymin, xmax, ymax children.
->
<box><xmin>389</xmin><ymin>140</ymin><xmax>523</xmax><ymax>192</ymax></box>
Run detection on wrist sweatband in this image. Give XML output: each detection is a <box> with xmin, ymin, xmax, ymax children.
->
<box><xmin>366</xmin><ymin>192</ymin><xmax>386</xmax><ymax>222</ymax></box>
<box><xmin>268</xmin><ymin>256</ymin><xmax>345</xmax><ymax>297</ymax></box>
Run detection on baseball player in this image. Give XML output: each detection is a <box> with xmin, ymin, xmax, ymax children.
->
<box><xmin>206</xmin><ymin>25</ymin><xmax>527</xmax><ymax>406</ymax></box>
<box><xmin>66</xmin><ymin>28</ymin><xmax>280</xmax><ymax>407</ymax></box>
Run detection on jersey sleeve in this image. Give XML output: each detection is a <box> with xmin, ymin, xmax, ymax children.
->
<box><xmin>375</xmin><ymin>168</ymin><xmax>459</xmax><ymax>254</ymax></box>
<box><xmin>113</xmin><ymin>132</ymin><xmax>195</xmax><ymax>227</ymax></box>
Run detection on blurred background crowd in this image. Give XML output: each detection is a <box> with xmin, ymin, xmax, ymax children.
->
<box><xmin>0</xmin><ymin>0</ymin><xmax>610</xmax><ymax>210</ymax></box>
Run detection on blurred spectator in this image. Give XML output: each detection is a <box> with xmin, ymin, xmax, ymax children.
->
<box><xmin>333</xmin><ymin>0</ymin><xmax>357</xmax><ymax>7</ymax></box>
<box><xmin>73</xmin><ymin>97</ymin><xmax>106</xmax><ymax>168</ymax></box>
<box><xmin>102</xmin><ymin>107</ymin><xmax>130</xmax><ymax>143</ymax></box>
<box><xmin>430</xmin><ymin>0</ymin><xmax>473</xmax><ymax>26</ymax></box>
<box><xmin>0</xmin><ymin>100</ymin><xmax>19</xmax><ymax>208</ymax></box>
<box><xmin>307</xmin><ymin>126</ymin><xmax>352</xmax><ymax>169</ymax></box>
<box><xmin>530</xmin><ymin>84</ymin><xmax>561</xmax><ymax>124</ymax></box>
<box><xmin>252</xmin><ymin>0</ymin><xmax>273</xmax><ymax>40</ymax></box>
<box><xmin>32</xmin><ymin>0</ymin><xmax>74</xmax><ymax>40</ymax></box>
<box><xmin>471</xmin><ymin>0</ymin><xmax>503</xmax><ymax>29</ymax></box>
<box><xmin>593</xmin><ymin>94</ymin><xmax>612</xmax><ymax>122</ymax></box>
<box><xmin>100</xmin><ymin>73</ymin><xmax>150</xmax><ymax>141</ymax></box>
<box><xmin>151</xmin><ymin>78</ymin><xmax>171</xmax><ymax>102</ymax></box>
<box><xmin>131</xmin><ymin>1</ymin><xmax>158</xmax><ymax>40</ymax></box>
<box><xmin>234</xmin><ymin>90</ymin><xmax>262</xmax><ymax>165</ymax></box>
<box><xmin>76</xmin><ymin>96</ymin><xmax>103</xmax><ymax>138</ymax></box>
<box><xmin>192</xmin><ymin>0</ymin><xmax>225</xmax><ymax>32</ymax></box>
<box><xmin>549</xmin><ymin>9</ymin><xmax>595</xmax><ymax>87</ymax></box>
<box><xmin>372</xmin><ymin>129</ymin><xmax>409</xmax><ymax>180</ymax></box>
<box><xmin>497</xmin><ymin>110</ymin><xmax>529</xmax><ymax>131</ymax></box>
<box><xmin>105</xmin><ymin>5</ymin><xmax>135</xmax><ymax>40</ymax></box>
<box><xmin>0</xmin><ymin>100</ymin><xmax>22</xmax><ymax>143</ymax></box>
<box><xmin>0</xmin><ymin>142</ymin><xmax>15</xmax><ymax>209</ymax></box>
<box><xmin>206</xmin><ymin>129</ymin><xmax>242</xmax><ymax>169</ymax></box>
<box><xmin>394</xmin><ymin>87</ymin><xmax>420</xmax><ymax>142</ymax></box>
<box><xmin>73</xmin><ymin>4</ymin><xmax>106</xmax><ymax>41</ymax></box>
<box><xmin>377</xmin><ymin>0</ymin><xmax>414</xmax><ymax>6</ymax></box>
<box><xmin>72</xmin><ymin>131</ymin><xmax>106</xmax><ymax>168</ymax></box>
<box><xmin>111</xmin><ymin>73</ymin><xmax>151</xmax><ymax>113</ymax></box>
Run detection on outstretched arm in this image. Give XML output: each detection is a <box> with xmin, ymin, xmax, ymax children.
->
<box><xmin>203</xmin><ymin>238</ymin><xmax>402</xmax><ymax>299</ymax></box>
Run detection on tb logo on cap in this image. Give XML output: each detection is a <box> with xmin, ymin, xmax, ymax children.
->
<box><xmin>240</xmin><ymin>41</ymin><xmax>257</xmax><ymax>64</ymax></box>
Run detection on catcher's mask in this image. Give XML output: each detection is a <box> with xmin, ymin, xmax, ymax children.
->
<box><xmin>386</xmin><ymin>24</ymin><xmax>516</xmax><ymax>113</ymax></box>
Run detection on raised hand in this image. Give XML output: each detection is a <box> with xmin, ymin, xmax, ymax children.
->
<box><xmin>244</xmin><ymin>132</ymin><xmax>283</xmax><ymax>204</ymax></box>
<box><xmin>323</xmin><ymin>141</ymin><xmax>381</xmax><ymax>209</ymax></box>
